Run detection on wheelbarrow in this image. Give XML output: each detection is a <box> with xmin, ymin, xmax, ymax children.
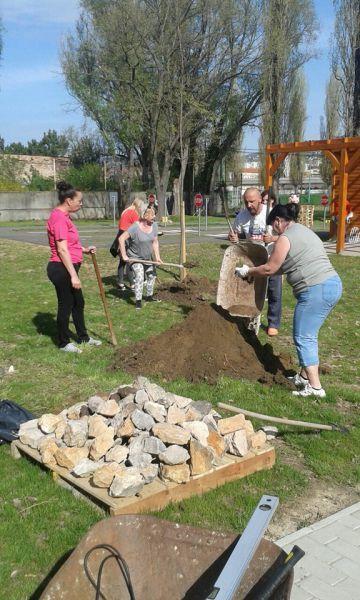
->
<box><xmin>39</xmin><ymin>514</ymin><xmax>294</xmax><ymax>599</ymax></box>
<box><xmin>217</xmin><ymin>242</ymin><xmax>268</xmax><ymax>334</ymax></box>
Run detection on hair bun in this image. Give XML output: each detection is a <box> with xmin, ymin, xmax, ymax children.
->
<box><xmin>56</xmin><ymin>180</ymin><xmax>71</xmax><ymax>193</ymax></box>
<box><xmin>286</xmin><ymin>202</ymin><xmax>300</xmax><ymax>220</ymax></box>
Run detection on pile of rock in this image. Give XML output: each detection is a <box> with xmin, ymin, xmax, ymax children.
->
<box><xmin>18</xmin><ymin>377</ymin><xmax>267</xmax><ymax>498</ymax></box>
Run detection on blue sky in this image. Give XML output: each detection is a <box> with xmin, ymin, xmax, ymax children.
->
<box><xmin>0</xmin><ymin>0</ymin><xmax>335</xmax><ymax>149</ymax></box>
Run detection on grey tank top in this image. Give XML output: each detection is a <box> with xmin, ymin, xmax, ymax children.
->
<box><xmin>281</xmin><ymin>223</ymin><xmax>337</xmax><ymax>295</ymax></box>
<box><xmin>127</xmin><ymin>222</ymin><xmax>158</xmax><ymax>261</ymax></box>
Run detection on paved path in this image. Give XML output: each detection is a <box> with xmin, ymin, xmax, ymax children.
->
<box><xmin>277</xmin><ymin>502</ymin><xmax>360</xmax><ymax>600</ymax></box>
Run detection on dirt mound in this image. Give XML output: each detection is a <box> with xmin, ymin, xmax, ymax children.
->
<box><xmin>114</xmin><ymin>303</ymin><xmax>293</xmax><ymax>385</ymax></box>
<box><xmin>156</xmin><ymin>276</ymin><xmax>216</xmax><ymax>306</ymax></box>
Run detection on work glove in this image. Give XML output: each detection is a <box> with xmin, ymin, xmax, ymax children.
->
<box><xmin>235</xmin><ymin>265</ymin><xmax>250</xmax><ymax>278</ymax></box>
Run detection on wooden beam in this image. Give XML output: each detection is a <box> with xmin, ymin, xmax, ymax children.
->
<box><xmin>269</xmin><ymin>153</ymin><xmax>288</xmax><ymax>176</ymax></box>
<box><xmin>265</xmin><ymin>152</ymin><xmax>273</xmax><ymax>189</ymax></box>
<box><xmin>337</xmin><ymin>147</ymin><xmax>349</xmax><ymax>253</ymax></box>
<box><xmin>267</xmin><ymin>136</ymin><xmax>360</xmax><ymax>154</ymax></box>
<box><xmin>323</xmin><ymin>150</ymin><xmax>340</xmax><ymax>171</ymax></box>
<box><xmin>345</xmin><ymin>147</ymin><xmax>360</xmax><ymax>173</ymax></box>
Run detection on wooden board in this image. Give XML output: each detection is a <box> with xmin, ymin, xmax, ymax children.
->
<box><xmin>11</xmin><ymin>440</ymin><xmax>275</xmax><ymax>516</ymax></box>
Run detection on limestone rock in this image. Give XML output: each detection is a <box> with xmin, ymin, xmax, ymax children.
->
<box><xmin>181</xmin><ymin>421</ymin><xmax>209</xmax><ymax>446</ymax></box>
<box><xmin>132</xmin><ymin>376</ymin><xmax>150</xmax><ymax>390</ymax></box>
<box><xmin>97</xmin><ymin>399</ymin><xmax>120</xmax><ymax>418</ymax></box>
<box><xmin>131</xmin><ymin>409</ymin><xmax>155</xmax><ymax>431</ymax></box>
<box><xmin>119</xmin><ymin>394</ymin><xmax>135</xmax><ymax>407</ymax></box>
<box><xmin>54</xmin><ymin>446</ymin><xmax>89</xmax><ymax>470</ymax></box>
<box><xmin>157</xmin><ymin>393</ymin><xmax>176</xmax><ymax>409</ymax></box>
<box><xmin>143</xmin><ymin>401</ymin><xmax>166</xmax><ymax>423</ymax></box>
<box><xmin>159</xmin><ymin>445</ymin><xmax>190</xmax><ymax>465</ymax></box>
<box><xmin>109</xmin><ymin>469</ymin><xmax>144</xmax><ymax>497</ymax></box>
<box><xmin>39</xmin><ymin>438</ymin><xmax>60</xmax><ymax>468</ymax></box>
<box><xmin>19</xmin><ymin>427</ymin><xmax>45</xmax><ymax>449</ymax></box>
<box><xmin>134</xmin><ymin>389</ymin><xmax>149</xmax><ymax>405</ymax></box>
<box><xmin>202</xmin><ymin>414</ymin><xmax>219</xmax><ymax>432</ymax></box>
<box><xmin>63</xmin><ymin>420</ymin><xmax>88</xmax><ymax>447</ymax></box>
<box><xmin>140</xmin><ymin>464</ymin><xmax>159</xmax><ymax>484</ymax></box>
<box><xmin>72</xmin><ymin>458</ymin><xmax>103</xmax><ymax>477</ymax></box>
<box><xmin>19</xmin><ymin>419</ymin><xmax>38</xmax><ymax>434</ymax></box>
<box><xmin>117</xmin><ymin>417</ymin><xmax>135</xmax><ymax>439</ymax></box>
<box><xmin>105</xmin><ymin>445</ymin><xmax>129</xmax><ymax>464</ymax></box>
<box><xmin>128</xmin><ymin>433</ymin><xmax>149</xmax><ymax>453</ymax></box>
<box><xmin>207</xmin><ymin>430</ymin><xmax>226</xmax><ymax>459</ymax></box>
<box><xmin>190</xmin><ymin>400</ymin><xmax>212</xmax><ymax>417</ymax></box>
<box><xmin>54</xmin><ymin>419</ymin><xmax>67</xmax><ymax>439</ymax></box>
<box><xmin>189</xmin><ymin>440</ymin><xmax>214</xmax><ymax>475</ymax></box>
<box><xmin>184</xmin><ymin>406</ymin><xmax>203</xmax><ymax>422</ymax></box>
<box><xmin>249</xmin><ymin>430</ymin><xmax>267</xmax><ymax>449</ymax></box>
<box><xmin>88</xmin><ymin>395</ymin><xmax>106</xmax><ymax>413</ymax></box>
<box><xmin>142</xmin><ymin>436</ymin><xmax>166</xmax><ymax>455</ymax></box>
<box><xmin>227</xmin><ymin>430</ymin><xmax>248</xmax><ymax>457</ymax></box>
<box><xmin>108</xmin><ymin>391</ymin><xmax>120</xmax><ymax>402</ymax></box>
<box><xmin>67</xmin><ymin>402</ymin><xmax>87</xmax><ymax>420</ymax></box>
<box><xmin>167</xmin><ymin>405</ymin><xmax>186</xmax><ymax>425</ymax></box>
<box><xmin>144</xmin><ymin>382</ymin><xmax>166</xmax><ymax>403</ymax></box>
<box><xmin>89</xmin><ymin>427</ymin><xmax>115</xmax><ymax>461</ymax></box>
<box><xmin>38</xmin><ymin>436</ymin><xmax>57</xmax><ymax>454</ymax></box>
<box><xmin>159</xmin><ymin>463</ymin><xmax>190</xmax><ymax>484</ymax></box>
<box><xmin>243</xmin><ymin>419</ymin><xmax>255</xmax><ymax>437</ymax></box>
<box><xmin>172</xmin><ymin>394</ymin><xmax>192</xmax><ymax>409</ymax></box>
<box><xmin>128</xmin><ymin>452</ymin><xmax>153</xmax><ymax>468</ymax></box>
<box><xmin>122</xmin><ymin>403</ymin><xmax>137</xmax><ymax>418</ymax></box>
<box><xmin>152</xmin><ymin>423</ymin><xmax>191</xmax><ymax>446</ymax></box>
<box><xmin>38</xmin><ymin>414</ymin><xmax>63</xmax><ymax>434</ymax></box>
<box><xmin>92</xmin><ymin>462</ymin><xmax>123</xmax><ymax>488</ymax></box>
<box><xmin>118</xmin><ymin>384</ymin><xmax>138</xmax><ymax>398</ymax></box>
<box><xmin>260</xmin><ymin>425</ymin><xmax>278</xmax><ymax>440</ymax></box>
<box><xmin>88</xmin><ymin>414</ymin><xmax>108</xmax><ymax>438</ymax></box>
<box><xmin>217</xmin><ymin>414</ymin><xmax>246</xmax><ymax>435</ymax></box>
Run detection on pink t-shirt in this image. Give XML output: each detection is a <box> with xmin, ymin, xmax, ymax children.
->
<box><xmin>47</xmin><ymin>208</ymin><xmax>83</xmax><ymax>263</ymax></box>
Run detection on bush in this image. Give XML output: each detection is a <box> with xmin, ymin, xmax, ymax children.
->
<box><xmin>61</xmin><ymin>163</ymin><xmax>104</xmax><ymax>191</ymax></box>
<box><xmin>26</xmin><ymin>170</ymin><xmax>54</xmax><ymax>191</ymax></box>
<box><xmin>0</xmin><ymin>179</ymin><xmax>24</xmax><ymax>191</ymax></box>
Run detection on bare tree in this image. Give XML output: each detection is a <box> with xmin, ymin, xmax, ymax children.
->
<box><xmin>259</xmin><ymin>0</ymin><xmax>317</xmax><ymax>190</ymax></box>
<box><xmin>288</xmin><ymin>69</ymin><xmax>307</xmax><ymax>193</ymax></box>
<box><xmin>319</xmin><ymin>75</ymin><xmax>341</xmax><ymax>187</ymax></box>
<box><xmin>331</xmin><ymin>0</ymin><xmax>360</xmax><ymax>135</ymax></box>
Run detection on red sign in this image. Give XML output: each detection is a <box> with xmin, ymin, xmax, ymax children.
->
<box><xmin>148</xmin><ymin>193</ymin><xmax>156</xmax><ymax>203</ymax></box>
<box><xmin>194</xmin><ymin>193</ymin><xmax>203</xmax><ymax>208</ymax></box>
<box><xmin>321</xmin><ymin>194</ymin><xmax>328</xmax><ymax>206</ymax></box>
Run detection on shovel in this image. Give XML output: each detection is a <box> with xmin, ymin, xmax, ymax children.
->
<box><xmin>128</xmin><ymin>258</ymin><xmax>197</xmax><ymax>269</ymax></box>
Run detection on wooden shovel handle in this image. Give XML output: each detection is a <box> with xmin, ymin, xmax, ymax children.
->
<box><xmin>91</xmin><ymin>253</ymin><xmax>118</xmax><ymax>346</ymax></box>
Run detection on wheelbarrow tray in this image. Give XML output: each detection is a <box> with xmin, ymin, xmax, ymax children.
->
<box><xmin>40</xmin><ymin>515</ymin><xmax>293</xmax><ymax>600</ymax></box>
<box><xmin>217</xmin><ymin>242</ymin><xmax>269</xmax><ymax>318</ymax></box>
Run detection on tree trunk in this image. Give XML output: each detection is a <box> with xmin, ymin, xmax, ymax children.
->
<box><xmin>353</xmin><ymin>42</ymin><xmax>360</xmax><ymax>135</ymax></box>
<box><xmin>152</xmin><ymin>150</ymin><xmax>171</xmax><ymax>217</ymax></box>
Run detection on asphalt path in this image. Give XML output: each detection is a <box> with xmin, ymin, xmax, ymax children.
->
<box><xmin>0</xmin><ymin>223</ymin><xmax>230</xmax><ymax>248</ymax></box>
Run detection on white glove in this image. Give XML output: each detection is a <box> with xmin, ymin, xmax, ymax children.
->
<box><xmin>235</xmin><ymin>265</ymin><xmax>250</xmax><ymax>278</ymax></box>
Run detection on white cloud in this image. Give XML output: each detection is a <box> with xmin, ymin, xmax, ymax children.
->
<box><xmin>0</xmin><ymin>0</ymin><xmax>80</xmax><ymax>25</ymax></box>
<box><xmin>1</xmin><ymin>64</ymin><xmax>61</xmax><ymax>89</ymax></box>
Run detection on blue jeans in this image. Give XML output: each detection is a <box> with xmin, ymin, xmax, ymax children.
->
<box><xmin>293</xmin><ymin>275</ymin><xmax>342</xmax><ymax>367</ymax></box>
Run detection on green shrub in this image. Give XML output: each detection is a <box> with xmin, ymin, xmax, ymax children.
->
<box><xmin>26</xmin><ymin>170</ymin><xmax>54</xmax><ymax>191</ymax></box>
<box><xmin>61</xmin><ymin>163</ymin><xmax>104</xmax><ymax>191</ymax></box>
<box><xmin>0</xmin><ymin>179</ymin><xmax>24</xmax><ymax>191</ymax></box>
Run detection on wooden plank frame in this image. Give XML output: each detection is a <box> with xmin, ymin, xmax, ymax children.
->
<box><xmin>11</xmin><ymin>440</ymin><xmax>275</xmax><ymax>516</ymax></box>
<box><xmin>265</xmin><ymin>136</ymin><xmax>360</xmax><ymax>253</ymax></box>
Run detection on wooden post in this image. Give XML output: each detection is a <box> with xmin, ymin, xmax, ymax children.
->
<box><xmin>265</xmin><ymin>150</ymin><xmax>273</xmax><ymax>189</ymax></box>
<box><xmin>179</xmin><ymin>198</ymin><xmax>187</xmax><ymax>281</ymax></box>
<box><xmin>337</xmin><ymin>147</ymin><xmax>349</xmax><ymax>253</ymax></box>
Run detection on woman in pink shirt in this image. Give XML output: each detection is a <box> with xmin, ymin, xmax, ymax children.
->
<box><xmin>46</xmin><ymin>181</ymin><xmax>101</xmax><ymax>353</ymax></box>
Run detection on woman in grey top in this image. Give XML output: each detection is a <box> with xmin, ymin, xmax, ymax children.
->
<box><xmin>235</xmin><ymin>203</ymin><xmax>342</xmax><ymax>398</ymax></box>
<box><xmin>119</xmin><ymin>207</ymin><xmax>163</xmax><ymax>309</ymax></box>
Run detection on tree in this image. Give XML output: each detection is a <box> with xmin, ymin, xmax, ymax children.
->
<box><xmin>259</xmin><ymin>0</ymin><xmax>317</xmax><ymax>189</ymax></box>
<box><xmin>331</xmin><ymin>0</ymin><xmax>360</xmax><ymax>135</ymax></box>
<box><xmin>68</xmin><ymin>131</ymin><xmax>104</xmax><ymax>167</ymax></box>
<box><xmin>319</xmin><ymin>75</ymin><xmax>341</xmax><ymax>187</ymax></box>
<box><xmin>62</xmin><ymin>0</ymin><xmax>264</xmax><ymax>213</ymax></box>
<box><xmin>4</xmin><ymin>130</ymin><xmax>69</xmax><ymax>157</ymax></box>
<box><xmin>288</xmin><ymin>69</ymin><xmax>307</xmax><ymax>193</ymax></box>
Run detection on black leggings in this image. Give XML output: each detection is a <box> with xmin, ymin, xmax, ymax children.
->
<box><xmin>47</xmin><ymin>262</ymin><xmax>89</xmax><ymax>348</ymax></box>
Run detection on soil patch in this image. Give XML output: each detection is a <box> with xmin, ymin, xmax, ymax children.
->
<box><xmin>156</xmin><ymin>276</ymin><xmax>217</xmax><ymax>306</ymax></box>
<box><xmin>113</xmin><ymin>303</ymin><xmax>294</xmax><ymax>385</ymax></box>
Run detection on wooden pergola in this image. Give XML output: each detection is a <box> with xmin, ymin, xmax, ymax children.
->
<box><xmin>265</xmin><ymin>137</ymin><xmax>360</xmax><ymax>253</ymax></box>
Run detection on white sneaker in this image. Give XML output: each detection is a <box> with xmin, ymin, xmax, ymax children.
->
<box><xmin>292</xmin><ymin>384</ymin><xmax>326</xmax><ymax>398</ymax></box>
<box><xmin>84</xmin><ymin>337</ymin><xmax>102</xmax><ymax>346</ymax></box>
<box><xmin>287</xmin><ymin>372</ymin><xmax>308</xmax><ymax>388</ymax></box>
<box><xmin>60</xmin><ymin>343</ymin><xmax>82</xmax><ymax>354</ymax></box>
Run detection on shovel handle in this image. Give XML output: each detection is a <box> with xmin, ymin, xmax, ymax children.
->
<box><xmin>91</xmin><ymin>254</ymin><xmax>118</xmax><ymax>346</ymax></box>
<box><xmin>128</xmin><ymin>258</ymin><xmax>184</xmax><ymax>269</ymax></box>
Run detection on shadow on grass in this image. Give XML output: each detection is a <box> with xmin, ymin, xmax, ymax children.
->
<box><xmin>32</xmin><ymin>312</ymin><xmax>59</xmax><ymax>346</ymax></box>
<box><xmin>28</xmin><ymin>548</ymin><xmax>74</xmax><ymax>600</ymax></box>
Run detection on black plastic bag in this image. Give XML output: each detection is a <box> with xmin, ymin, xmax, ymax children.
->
<box><xmin>110</xmin><ymin>234</ymin><xmax>120</xmax><ymax>258</ymax></box>
<box><xmin>0</xmin><ymin>400</ymin><xmax>36</xmax><ymax>443</ymax></box>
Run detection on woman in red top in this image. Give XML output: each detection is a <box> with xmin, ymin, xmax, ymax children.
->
<box><xmin>116</xmin><ymin>198</ymin><xmax>145</xmax><ymax>290</ymax></box>
<box><xmin>47</xmin><ymin>181</ymin><xmax>101</xmax><ymax>353</ymax></box>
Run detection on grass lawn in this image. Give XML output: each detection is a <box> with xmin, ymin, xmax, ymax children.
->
<box><xmin>0</xmin><ymin>239</ymin><xmax>359</xmax><ymax>599</ymax></box>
